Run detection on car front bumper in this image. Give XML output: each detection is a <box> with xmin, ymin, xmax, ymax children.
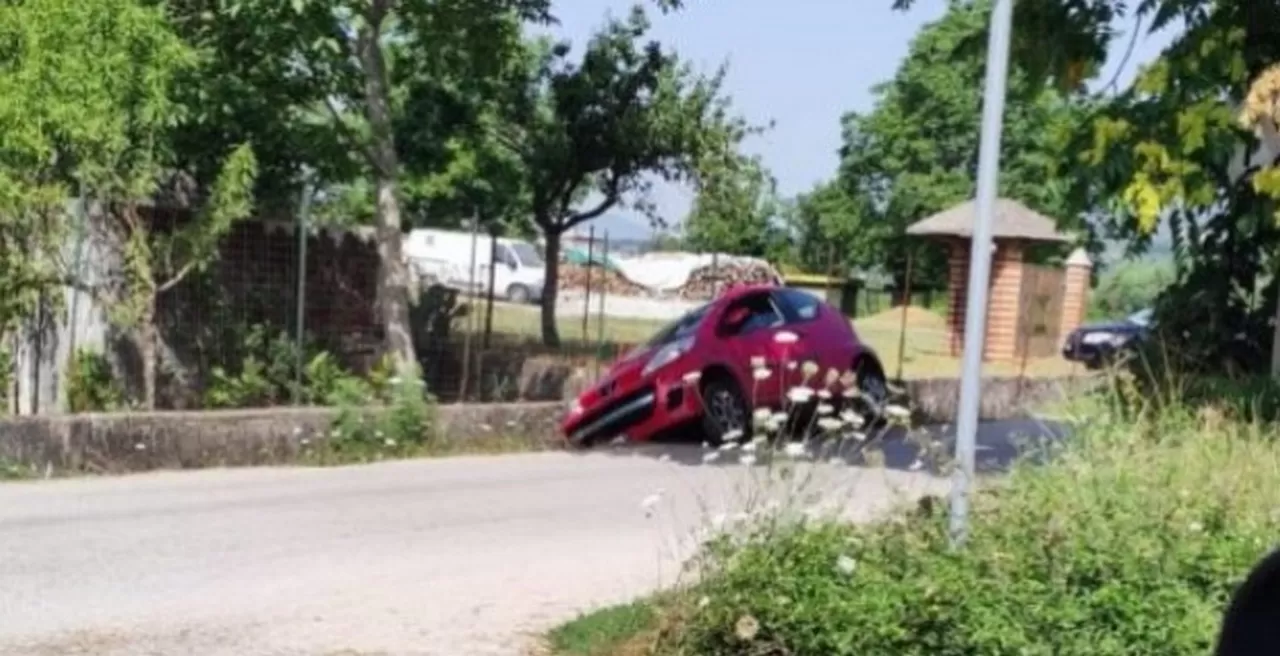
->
<box><xmin>561</xmin><ymin>376</ymin><xmax>701</xmax><ymax>445</ymax></box>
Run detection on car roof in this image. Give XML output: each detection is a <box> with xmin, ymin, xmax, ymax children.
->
<box><xmin>715</xmin><ymin>282</ymin><xmax>782</xmax><ymax>301</ymax></box>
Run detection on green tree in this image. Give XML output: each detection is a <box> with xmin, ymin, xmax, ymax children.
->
<box><xmin>490</xmin><ymin>8</ymin><xmax>743</xmax><ymax>346</ymax></box>
<box><xmin>0</xmin><ymin>0</ymin><xmax>258</xmax><ymax>409</ymax></box>
<box><xmin>840</xmin><ymin>0</ymin><xmax>1086</xmax><ymax>292</ymax></box>
<box><xmin>201</xmin><ymin>0</ymin><xmax>553</xmax><ymax>375</ymax></box>
<box><xmin>683</xmin><ymin>152</ymin><xmax>788</xmax><ymax>259</ymax></box>
<box><xmin>785</xmin><ymin>180</ymin><xmax>881</xmax><ymax>275</ymax></box>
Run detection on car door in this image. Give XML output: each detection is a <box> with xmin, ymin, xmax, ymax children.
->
<box><xmin>716</xmin><ymin>291</ymin><xmax>790</xmax><ymax>406</ymax></box>
<box><xmin>773</xmin><ymin>288</ymin><xmax>852</xmax><ymax>385</ymax></box>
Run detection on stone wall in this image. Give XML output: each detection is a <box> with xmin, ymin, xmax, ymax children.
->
<box><xmin>0</xmin><ymin>375</ymin><xmax>1096</xmax><ymax>476</ymax></box>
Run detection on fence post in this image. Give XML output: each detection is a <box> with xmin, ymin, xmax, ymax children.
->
<box><xmin>596</xmin><ymin>231</ymin><xmax>609</xmax><ymax>379</ymax></box>
<box><xmin>582</xmin><ymin>225</ymin><xmax>594</xmax><ymax>341</ymax></box>
<box><xmin>484</xmin><ymin>227</ymin><xmax>497</xmax><ymax>350</ymax></box>
<box><xmin>293</xmin><ymin>179</ymin><xmax>314</xmax><ymax>405</ymax></box>
<box><xmin>895</xmin><ymin>250</ymin><xmax>914</xmax><ymax>381</ymax></box>
<box><xmin>460</xmin><ymin>214</ymin><xmax>479</xmax><ymax>401</ymax></box>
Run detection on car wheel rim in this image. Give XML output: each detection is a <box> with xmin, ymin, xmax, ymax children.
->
<box><xmin>860</xmin><ymin>373</ymin><xmax>887</xmax><ymax>407</ymax></box>
<box><xmin>708</xmin><ymin>388</ymin><xmax>745</xmax><ymax>436</ymax></box>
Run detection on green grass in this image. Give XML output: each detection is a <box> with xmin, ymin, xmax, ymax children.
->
<box><xmin>546</xmin><ymin>600</ymin><xmax>659</xmax><ymax>656</ymax></box>
<box><xmin>544</xmin><ymin>376</ymin><xmax>1280</xmax><ymax>654</ymax></box>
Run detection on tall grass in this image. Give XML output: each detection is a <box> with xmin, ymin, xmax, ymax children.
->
<box><xmin>553</xmin><ymin>371</ymin><xmax>1280</xmax><ymax>655</ymax></box>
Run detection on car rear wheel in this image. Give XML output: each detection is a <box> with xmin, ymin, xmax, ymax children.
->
<box><xmin>701</xmin><ymin>376</ymin><xmax>750</xmax><ymax>445</ymax></box>
<box><xmin>506</xmin><ymin>283</ymin><xmax>532</xmax><ymax>304</ymax></box>
<box><xmin>854</xmin><ymin>357</ymin><xmax>888</xmax><ymax>426</ymax></box>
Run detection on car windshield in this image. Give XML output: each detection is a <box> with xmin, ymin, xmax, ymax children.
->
<box><xmin>646</xmin><ymin>303</ymin><xmax>711</xmax><ymax>347</ymax></box>
<box><xmin>1127</xmin><ymin>308</ymin><xmax>1153</xmax><ymax>326</ymax></box>
<box><xmin>509</xmin><ymin>241</ymin><xmax>544</xmax><ymax>267</ymax></box>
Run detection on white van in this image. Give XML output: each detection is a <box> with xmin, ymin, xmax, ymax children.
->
<box><xmin>403</xmin><ymin>228</ymin><xmax>546</xmax><ymax>304</ymax></box>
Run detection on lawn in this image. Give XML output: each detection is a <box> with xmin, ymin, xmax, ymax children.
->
<box><xmin>458</xmin><ymin>301</ymin><xmax>1081</xmax><ymax>379</ymax></box>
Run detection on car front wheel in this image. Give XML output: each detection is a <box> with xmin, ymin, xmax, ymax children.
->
<box><xmin>701</xmin><ymin>376</ymin><xmax>750</xmax><ymax>445</ymax></box>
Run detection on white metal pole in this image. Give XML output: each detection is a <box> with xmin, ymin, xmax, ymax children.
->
<box><xmin>949</xmin><ymin>0</ymin><xmax>1014</xmax><ymax>547</ymax></box>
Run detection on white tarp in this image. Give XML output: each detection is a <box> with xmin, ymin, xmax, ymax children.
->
<box><xmin>611</xmin><ymin>251</ymin><xmax>778</xmax><ymax>293</ymax></box>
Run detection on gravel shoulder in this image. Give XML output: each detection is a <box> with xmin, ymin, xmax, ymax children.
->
<box><xmin>0</xmin><ymin>447</ymin><xmax>945</xmax><ymax>655</ymax></box>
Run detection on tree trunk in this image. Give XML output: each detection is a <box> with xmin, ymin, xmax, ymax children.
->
<box><xmin>139</xmin><ymin>292</ymin><xmax>158</xmax><ymax>410</ymax></box>
<box><xmin>541</xmin><ymin>230</ymin><xmax>562</xmax><ymax>347</ymax></box>
<box><xmin>357</xmin><ymin>8</ymin><xmax>417</xmax><ymax>377</ymax></box>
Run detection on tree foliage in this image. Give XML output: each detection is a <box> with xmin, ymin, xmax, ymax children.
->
<box><xmin>487</xmin><ymin>7</ymin><xmax>744</xmax><ymax>345</ymax></box>
<box><xmin>683</xmin><ymin>152</ymin><xmax>789</xmax><ymax>261</ymax></box>
<box><xmin>834</xmin><ymin>0</ymin><xmax>1086</xmax><ymax>292</ymax></box>
<box><xmin>0</xmin><ymin>0</ymin><xmax>259</xmax><ymax>408</ymax></box>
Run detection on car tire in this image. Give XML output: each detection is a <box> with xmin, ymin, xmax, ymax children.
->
<box><xmin>506</xmin><ymin>284</ymin><xmax>531</xmax><ymax>304</ymax></box>
<box><xmin>854</xmin><ymin>357</ymin><xmax>888</xmax><ymax>427</ymax></box>
<box><xmin>700</xmin><ymin>375</ymin><xmax>751</xmax><ymax>446</ymax></box>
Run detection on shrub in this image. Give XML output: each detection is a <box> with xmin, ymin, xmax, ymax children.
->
<box><xmin>656</xmin><ymin>395</ymin><xmax>1280</xmax><ymax>655</ymax></box>
<box><xmin>66</xmin><ymin>348</ymin><xmax>125</xmax><ymax>412</ymax></box>
<box><xmin>204</xmin><ymin>324</ymin><xmax>355</xmax><ymax>408</ymax></box>
<box><xmin>307</xmin><ymin>357</ymin><xmax>438</xmax><ymax>464</ymax></box>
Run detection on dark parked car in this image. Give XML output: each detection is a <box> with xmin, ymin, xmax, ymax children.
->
<box><xmin>1061</xmin><ymin>308</ymin><xmax>1152</xmax><ymax>369</ymax></box>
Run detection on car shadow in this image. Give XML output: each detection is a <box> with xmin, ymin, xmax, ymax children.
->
<box><xmin>575</xmin><ymin>417</ymin><xmax>1072</xmax><ymax>475</ymax></box>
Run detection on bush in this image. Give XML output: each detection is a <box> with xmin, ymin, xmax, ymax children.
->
<box><xmin>66</xmin><ymin>348</ymin><xmax>125</xmax><ymax>412</ymax></box>
<box><xmin>657</xmin><ymin>395</ymin><xmax>1280</xmax><ymax>655</ymax></box>
<box><xmin>307</xmin><ymin>357</ymin><xmax>438</xmax><ymax>464</ymax></box>
<box><xmin>204</xmin><ymin>324</ymin><xmax>354</xmax><ymax>408</ymax></box>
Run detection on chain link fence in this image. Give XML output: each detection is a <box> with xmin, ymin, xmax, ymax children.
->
<box><xmin>3</xmin><ymin>215</ymin><xmax>1083</xmax><ymax>415</ymax></box>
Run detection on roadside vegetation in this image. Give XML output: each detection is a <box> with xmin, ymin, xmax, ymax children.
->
<box><xmin>547</xmin><ymin>366</ymin><xmax>1280</xmax><ymax>655</ymax></box>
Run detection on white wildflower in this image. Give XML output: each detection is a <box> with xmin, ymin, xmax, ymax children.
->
<box><xmin>742</xmin><ymin>441</ymin><xmax>758</xmax><ymax>453</ymax></box>
<box><xmin>817</xmin><ymin>388</ymin><xmax>833</xmax><ymax>399</ymax></box>
<box><xmin>740</xmin><ymin>453</ymin><xmax>758</xmax><ymax>466</ymax></box>
<box><xmin>292</xmin><ymin>426</ymin><xmax>304</xmax><ymax>436</ymax></box>
<box><xmin>801</xmin><ymin>360</ymin><xmax>819</xmax><ymax>376</ymax></box>
<box><xmin>840</xmin><ymin>410</ymin><xmax>866</xmax><ymax>428</ymax></box>
<box><xmin>847</xmin><ymin>431</ymin><xmax>867</xmax><ymax>442</ymax></box>
<box><xmin>753</xmin><ymin>367</ymin><xmax>772</xmax><ymax>381</ymax></box>
<box><xmin>835</xmin><ymin>555</ymin><xmax>857</xmax><ymax>576</ymax></box>
<box><xmin>134</xmin><ymin>443</ymin><xmax>146</xmax><ymax>451</ymax></box>
<box><xmin>388</xmin><ymin>376</ymin><xmax>402</xmax><ymax>386</ymax></box>
<box><xmin>787</xmin><ymin>386</ymin><xmax>815</xmax><ymax>404</ymax></box>
<box><xmin>817</xmin><ymin>417</ymin><xmax>843</xmax><ymax>432</ymax></box>
<box><xmin>702</xmin><ymin>450</ymin><xmax>721</xmax><ymax>463</ymax></box>
<box><xmin>384</xmin><ymin>438</ymin><xmax>397</xmax><ymax>447</ymax></box>
<box><xmin>753</xmin><ymin>408</ymin><xmax>772</xmax><ymax>425</ymax></box>
<box><xmin>750</xmin><ymin>355</ymin><xmax>766</xmax><ymax>369</ymax></box>
<box><xmin>698</xmin><ymin>596</ymin><xmax>711</xmax><ymax>609</ymax></box>
<box><xmin>719</xmin><ymin>441</ymin><xmax>739</xmax><ymax>451</ymax></box>
<box><xmin>1189</xmin><ymin>521</ymin><xmax>1204</xmax><ymax>533</ymax></box>
<box><xmin>480</xmin><ymin>423</ymin><xmax>493</xmax><ymax>431</ymax></box>
<box><xmin>816</xmin><ymin>402</ymin><xmax>835</xmax><ymax>415</ymax></box>
<box><xmin>609</xmin><ymin>435</ymin><xmax>628</xmax><ymax>446</ymax></box>
<box><xmin>722</xmin><ymin>428</ymin><xmax>744</xmax><ymax>442</ymax></box>
<box><xmin>774</xmin><ymin>331</ymin><xmax>799</xmax><ymax>345</ymax></box>
<box><xmin>783</xmin><ymin>442</ymin><xmax>808</xmax><ymax>458</ymax></box>
<box><xmin>658</xmin><ymin>453</ymin><xmax>672</xmax><ymax>462</ymax></box>
<box><xmin>886</xmin><ymin>405</ymin><xmax>911</xmax><ymax>420</ymax></box>
<box><xmin>909</xmin><ymin>459</ymin><xmax>924</xmax><ymax>471</ymax></box>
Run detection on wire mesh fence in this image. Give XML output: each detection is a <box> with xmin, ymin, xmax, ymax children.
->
<box><xmin>3</xmin><ymin>215</ymin><xmax>1084</xmax><ymax>415</ymax></box>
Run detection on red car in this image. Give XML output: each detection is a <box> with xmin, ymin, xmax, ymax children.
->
<box><xmin>560</xmin><ymin>283</ymin><xmax>888</xmax><ymax>446</ymax></box>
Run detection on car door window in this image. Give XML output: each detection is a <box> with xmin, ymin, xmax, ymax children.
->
<box><xmin>775</xmin><ymin>288</ymin><xmax>822</xmax><ymax>323</ymax></box>
<box><xmin>721</xmin><ymin>293</ymin><xmax>785</xmax><ymax>337</ymax></box>
<box><xmin>494</xmin><ymin>246</ymin><xmax>517</xmax><ymax>268</ymax></box>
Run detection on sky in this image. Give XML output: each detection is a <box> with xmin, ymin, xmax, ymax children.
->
<box><xmin>543</xmin><ymin>0</ymin><xmax>1179</xmax><ymax>242</ymax></box>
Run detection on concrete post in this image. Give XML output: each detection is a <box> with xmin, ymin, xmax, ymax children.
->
<box><xmin>1059</xmin><ymin>248</ymin><xmax>1092</xmax><ymax>340</ymax></box>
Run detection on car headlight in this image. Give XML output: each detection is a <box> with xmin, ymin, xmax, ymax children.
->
<box><xmin>642</xmin><ymin>336</ymin><xmax>694</xmax><ymax>377</ymax></box>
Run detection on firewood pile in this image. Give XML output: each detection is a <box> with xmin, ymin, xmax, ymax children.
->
<box><xmin>559</xmin><ymin>264</ymin><xmax>649</xmax><ymax>295</ymax></box>
<box><xmin>677</xmin><ymin>260</ymin><xmax>780</xmax><ymax>300</ymax></box>
<box><xmin>558</xmin><ymin>258</ymin><xmax>781</xmax><ymax>300</ymax></box>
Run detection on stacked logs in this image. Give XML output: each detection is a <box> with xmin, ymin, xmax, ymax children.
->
<box><xmin>558</xmin><ymin>264</ymin><xmax>649</xmax><ymax>296</ymax></box>
<box><xmin>677</xmin><ymin>260</ymin><xmax>779</xmax><ymax>299</ymax></box>
<box><xmin>558</xmin><ymin>259</ymin><xmax>780</xmax><ymax>300</ymax></box>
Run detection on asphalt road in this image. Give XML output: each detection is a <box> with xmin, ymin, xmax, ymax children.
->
<box><xmin>0</xmin><ymin>419</ymin><xmax>1061</xmax><ymax>656</ymax></box>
